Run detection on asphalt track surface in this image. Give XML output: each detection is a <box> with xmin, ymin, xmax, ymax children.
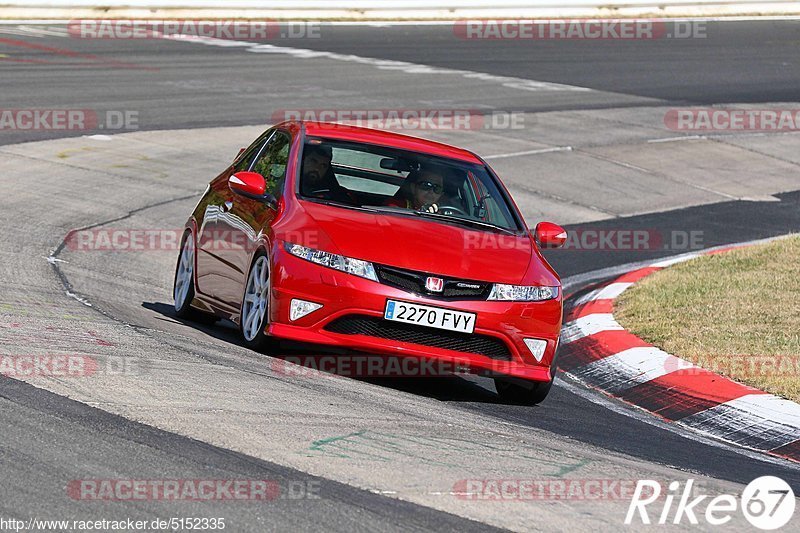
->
<box><xmin>1</xmin><ymin>21</ymin><xmax>800</xmax><ymax>531</ymax></box>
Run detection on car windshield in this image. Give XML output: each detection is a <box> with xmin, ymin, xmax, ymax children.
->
<box><xmin>298</xmin><ymin>138</ymin><xmax>522</xmax><ymax>232</ymax></box>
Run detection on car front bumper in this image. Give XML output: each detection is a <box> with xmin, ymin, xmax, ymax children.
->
<box><xmin>267</xmin><ymin>247</ymin><xmax>562</xmax><ymax>382</ymax></box>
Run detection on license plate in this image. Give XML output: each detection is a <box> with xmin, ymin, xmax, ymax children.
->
<box><xmin>384</xmin><ymin>300</ymin><xmax>476</xmax><ymax>334</ymax></box>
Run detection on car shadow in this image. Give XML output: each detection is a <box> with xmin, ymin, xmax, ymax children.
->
<box><xmin>142</xmin><ymin>301</ymin><xmax>504</xmax><ymax>404</ymax></box>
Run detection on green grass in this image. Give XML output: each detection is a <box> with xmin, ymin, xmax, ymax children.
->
<box><xmin>615</xmin><ymin>235</ymin><xmax>800</xmax><ymax>402</ymax></box>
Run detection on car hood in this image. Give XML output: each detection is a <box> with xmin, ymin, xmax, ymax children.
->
<box><xmin>296</xmin><ymin>201</ymin><xmax>541</xmax><ymax>284</ymax></box>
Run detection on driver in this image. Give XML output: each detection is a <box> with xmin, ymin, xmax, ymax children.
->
<box><xmin>384</xmin><ymin>166</ymin><xmax>444</xmax><ymax>212</ymax></box>
<box><xmin>300</xmin><ymin>144</ymin><xmax>355</xmax><ymax>204</ymax></box>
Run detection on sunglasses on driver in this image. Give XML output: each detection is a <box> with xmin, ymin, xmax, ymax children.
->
<box><xmin>416</xmin><ymin>180</ymin><xmax>443</xmax><ymax>194</ymax></box>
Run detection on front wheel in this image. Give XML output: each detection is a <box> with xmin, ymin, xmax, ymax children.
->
<box><xmin>494</xmin><ymin>378</ymin><xmax>553</xmax><ymax>405</ymax></box>
<box><xmin>495</xmin><ymin>346</ymin><xmax>559</xmax><ymax>405</ymax></box>
<box><xmin>240</xmin><ymin>253</ymin><xmax>278</xmax><ymax>351</ymax></box>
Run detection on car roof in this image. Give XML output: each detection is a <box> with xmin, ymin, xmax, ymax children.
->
<box><xmin>281</xmin><ymin>120</ymin><xmax>484</xmax><ymax>165</ymax></box>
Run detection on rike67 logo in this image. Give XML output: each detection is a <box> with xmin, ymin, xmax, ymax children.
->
<box><xmin>626</xmin><ymin>477</ymin><xmax>795</xmax><ymax>530</ymax></box>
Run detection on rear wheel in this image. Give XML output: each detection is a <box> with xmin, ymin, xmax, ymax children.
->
<box><xmin>240</xmin><ymin>253</ymin><xmax>278</xmax><ymax>351</ymax></box>
<box><xmin>174</xmin><ymin>231</ymin><xmax>216</xmax><ymax>324</ymax></box>
<box><xmin>174</xmin><ymin>232</ymin><xmax>197</xmax><ymax>318</ymax></box>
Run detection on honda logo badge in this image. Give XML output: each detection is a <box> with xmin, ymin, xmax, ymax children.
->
<box><xmin>425</xmin><ymin>277</ymin><xmax>444</xmax><ymax>292</ymax></box>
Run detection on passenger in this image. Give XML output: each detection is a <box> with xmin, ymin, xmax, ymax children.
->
<box><xmin>300</xmin><ymin>144</ymin><xmax>354</xmax><ymax>204</ymax></box>
<box><xmin>385</xmin><ymin>167</ymin><xmax>444</xmax><ymax>212</ymax></box>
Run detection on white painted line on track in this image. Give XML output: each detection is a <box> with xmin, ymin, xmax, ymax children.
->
<box><xmin>160</xmin><ymin>33</ymin><xmax>594</xmax><ymax>93</ymax></box>
<box><xmin>581</xmin><ymin>151</ymin><xmax>653</xmax><ymax>174</ymax></box>
<box><xmin>484</xmin><ymin>146</ymin><xmax>573</xmax><ymax>159</ymax></box>
<box><xmin>0</xmin><ymin>27</ymin><xmax>44</xmax><ymax>36</ymax></box>
<box><xmin>9</xmin><ymin>25</ymin><xmax>68</xmax><ymax>36</ymax></box>
<box><xmin>647</xmin><ymin>135</ymin><xmax>707</xmax><ymax>143</ymax></box>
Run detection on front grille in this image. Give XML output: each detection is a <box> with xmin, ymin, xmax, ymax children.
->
<box><xmin>375</xmin><ymin>265</ymin><xmax>491</xmax><ymax>301</ymax></box>
<box><xmin>377</xmin><ymin>267</ymin><xmax>423</xmax><ymax>293</ymax></box>
<box><xmin>325</xmin><ymin>315</ymin><xmax>512</xmax><ymax>361</ymax></box>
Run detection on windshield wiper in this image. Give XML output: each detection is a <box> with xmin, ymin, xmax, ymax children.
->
<box><xmin>411</xmin><ymin>210</ymin><xmax>518</xmax><ymax>235</ymax></box>
<box><xmin>302</xmin><ymin>197</ymin><xmax>381</xmax><ymax>213</ymax></box>
<box><xmin>357</xmin><ymin>205</ymin><xmax>518</xmax><ymax>235</ymax></box>
<box><xmin>368</xmin><ymin>205</ymin><xmax>415</xmax><ymax>215</ymax></box>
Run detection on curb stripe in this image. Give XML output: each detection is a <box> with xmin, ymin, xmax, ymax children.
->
<box><xmin>678</xmin><ymin>394</ymin><xmax>800</xmax><ymax>452</ymax></box>
<box><xmin>572</xmin><ymin>282</ymin><xmax>632</xmax><ymax>305</ymax></box>
<box><xmin>650</xmin><ymin>253</ymin><xmax>701</xmax><ymax>268</ymax></box>
<box><xmin>705</xmin><ymin>245</ymin><xmax>746</xmax><ymax>255</ymax></box>
<box><xmin>772</xmin><ymin>440</ymin><xmax>800</xmax><ymax>461</ymax></box>
<box><xmin>559</xmin><ymin>330</ymin><xmax>651</xmax><ymax>370</ymax></box>
<box><xmin>570</xmin><ymin>347</ymin><xmax>694</xmax><ymax>394</ymax></box>
<box><xmin>560</xmin><ymin>236</ymin><xmax>800</xmax><ymax>463</ymax></box>
<box><xmin>701</xmin><ymin>393</ymin><xmax>800</xmax><ymax>432</ymax></box>
<box><xmin>613</xmin><ymin>267</ymin><xmax>662</xmax><ymax>283</ymax></box>
<box><xmin>561</xmin><ymin>314</ymin><xmax>622</xmax><ymax>344</ymax></box>
<box><xmin>617</xmin><ymin>367</ymin><xmax>764</xmax><ymax>421</ymax></box>
<box><xmin>565</xmin><ymin>299</ymin><xmax>613</xmax><ymax>321</ymax></box>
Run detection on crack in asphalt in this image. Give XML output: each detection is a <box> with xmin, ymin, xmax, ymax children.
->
<box><xmin>47</xmin><ymin>191</ymin><xmax>201</xmax><ymax>316</ymax></box>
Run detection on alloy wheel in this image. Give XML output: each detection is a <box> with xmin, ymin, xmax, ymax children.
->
<box><xmin>242</xmin><ymin>255</ymin><xmax>270</xmax><ymax>341</ymax></box>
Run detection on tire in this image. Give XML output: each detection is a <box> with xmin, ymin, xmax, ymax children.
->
<box><xmin>173</xmin><ymin>231</ymin><xmax>216</xmax><ymax>324</ymax></box>
<box><xmin>494</xmin><ymin>378</ymin><xmax>553</xmax><ymax>405</ymax></box>
<box><xmin>174</xmin><ymin>231</ymin><xmax>198</xmax><ymax>318</ymax></box>
<box><xmin>494</xmin><ymin>345</ymin><xmax>560</xmax><ymax>405</ymax></box>
<box><xmin>240</xmin><ymin>252</ymin><xmax>278</xmax><ymax>351</ymax></box>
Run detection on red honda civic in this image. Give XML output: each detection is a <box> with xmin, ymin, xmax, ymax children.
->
<box><xmin>174</xmin><ymin>121</ymin><xmax>567</xmax><ymax>404</ymax></box>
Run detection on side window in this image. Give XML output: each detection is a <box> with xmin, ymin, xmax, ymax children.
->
<box><xmin>234</xmin><ymin>130</ymin><xmax>274</xmax><ymax>173</ymax></box>
<box><xmin>251</xmin><ymin>131</ymin><xmax>291</xmax><ymax>199</ymax></box>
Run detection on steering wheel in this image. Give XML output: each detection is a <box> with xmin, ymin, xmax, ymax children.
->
<box><xmin>436</xmin><ymin>204</ymin><xmax>469</xmax><ymax>216</ymax></box>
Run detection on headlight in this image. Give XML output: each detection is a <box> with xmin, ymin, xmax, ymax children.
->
<box><xmin>488</xmin><ymin>284</ymin><xmax>559</xmax><ymax>301</ymax></box>
<box><xmin>284</xmin><ymin>242</ymin><xmax>378</xmax><ymax>282</ymax></box>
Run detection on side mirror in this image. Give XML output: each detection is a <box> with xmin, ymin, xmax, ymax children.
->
<box><xmin>228</xmin><ymin>172</ymin><xmax>278</xmax><ymax>209</ymax></box>
<box><xmin>534</xmin><ymin>222</ymin><xmax>567</xmax><ymax>249</ymax></box>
